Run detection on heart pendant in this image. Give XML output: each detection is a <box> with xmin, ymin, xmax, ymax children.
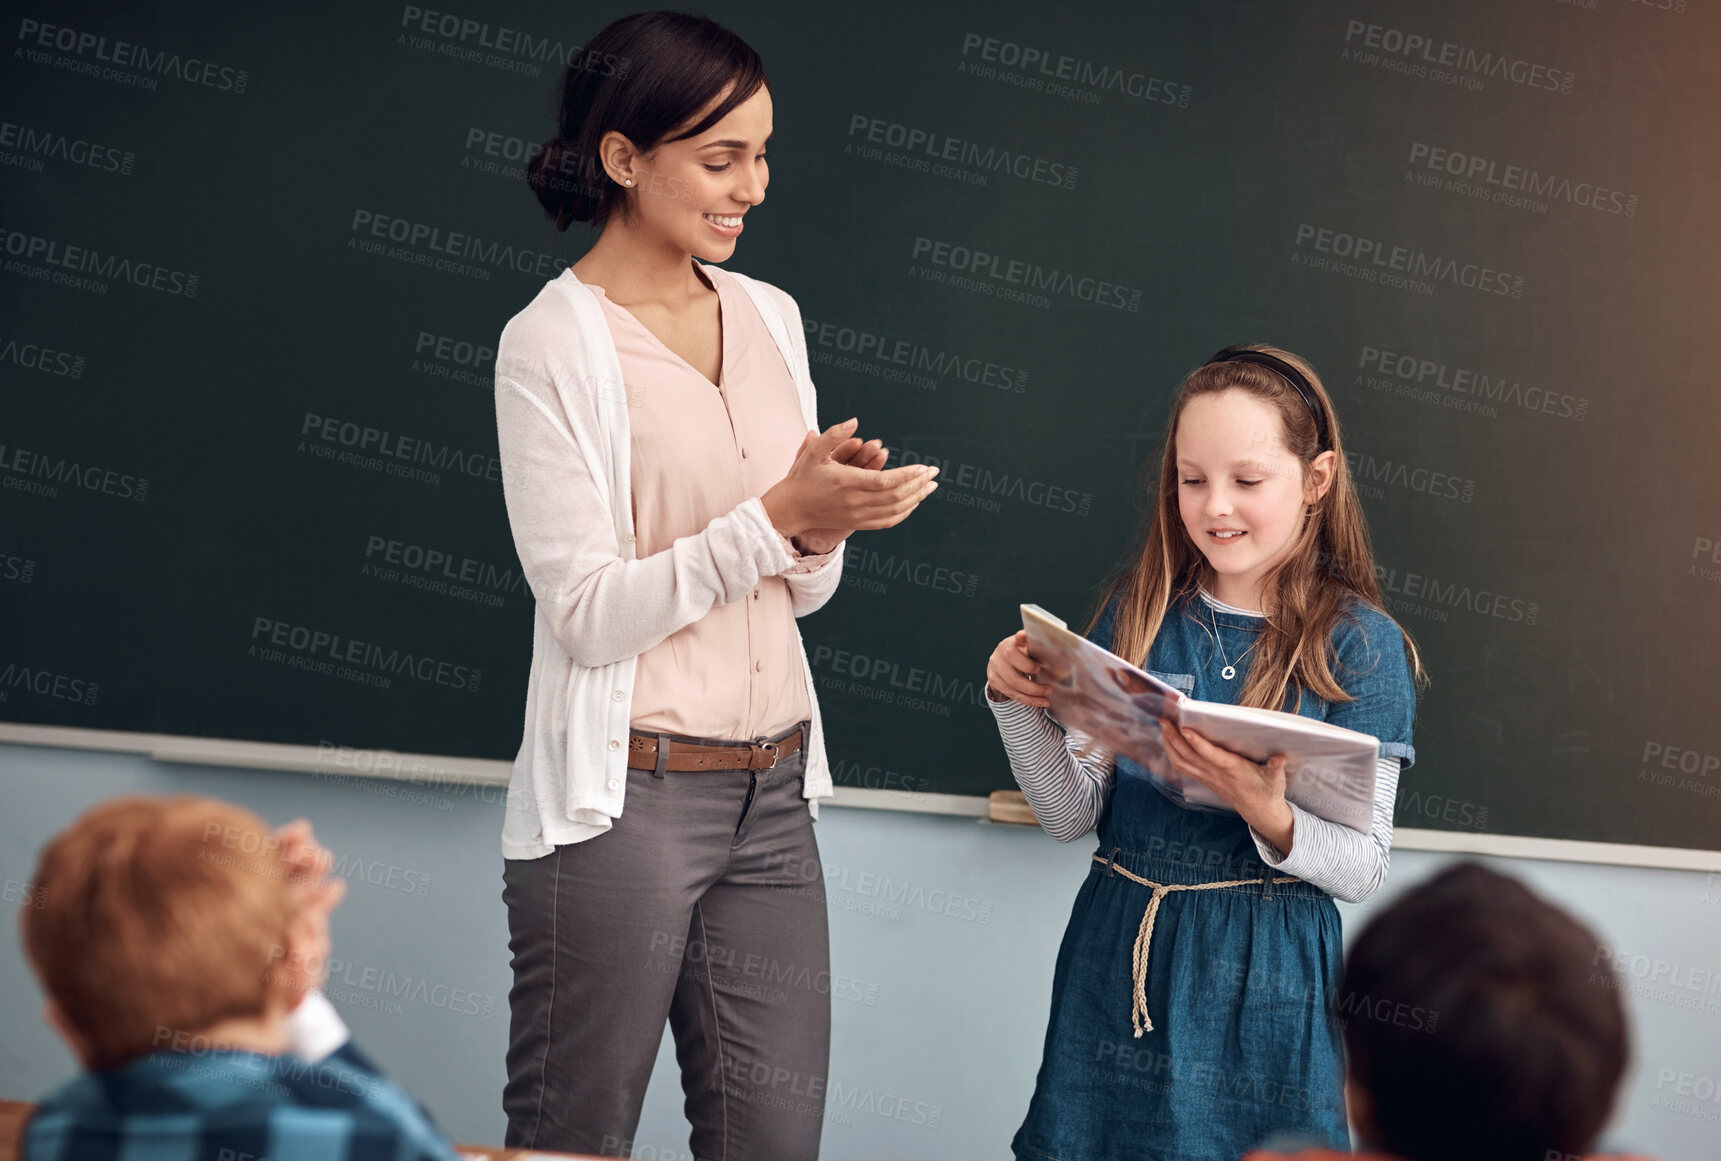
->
<box><xmin>1221</xmin><ymin>665</ymin><xmax>1236</xmax><ymax>680</ymax></box>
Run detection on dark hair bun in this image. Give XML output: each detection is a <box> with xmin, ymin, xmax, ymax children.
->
<box><xmin>527</xmin><ymin>137</ymin><xmax>602</xmax><ymax>229</ymax></box>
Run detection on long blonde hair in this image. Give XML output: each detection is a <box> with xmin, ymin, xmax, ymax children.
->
<box><xmin>1089</xmin><ymin>344</ymin><xmax>1429</xmax><ymax>711</ymax></box>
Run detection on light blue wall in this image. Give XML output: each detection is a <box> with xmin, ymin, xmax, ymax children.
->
<box><xmin>2</xmin><ymin>740</ymin><xmax>1716</xmax><ymax>1160</ymax></box>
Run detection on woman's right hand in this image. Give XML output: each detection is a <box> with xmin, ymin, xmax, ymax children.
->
<box><xmin>761</xmin><ymin>418</ymin><xmax>939</xmax><ymax>539</ymax></box>
<box><xmin>986</xmin><ymin>630</ymin><xmax>1051</xmax><ymax>708</ymax></box>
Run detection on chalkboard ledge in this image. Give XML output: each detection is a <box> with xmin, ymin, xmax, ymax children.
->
<box><xmin>1</xmin><ymin>725</ymin><xmax>1716</xmax><ymax>870</ymax></box>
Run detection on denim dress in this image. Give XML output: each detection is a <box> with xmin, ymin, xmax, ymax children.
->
<box><xmin>1012</xmin><ymin>587</ymin><xmax>1417</xmax><ymax>1161</ymax></box>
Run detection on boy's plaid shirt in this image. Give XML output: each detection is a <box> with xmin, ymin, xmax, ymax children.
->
<box><xmin>23</xmin><ymin>1043</ymin><xmax>462</xmax><ymax>1161</ymax></box>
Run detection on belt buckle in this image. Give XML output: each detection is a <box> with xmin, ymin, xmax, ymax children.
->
<box><xmin>751</xmin><ymin>739</ymin><xmax>779</xmax><ymax>771</ymax></box>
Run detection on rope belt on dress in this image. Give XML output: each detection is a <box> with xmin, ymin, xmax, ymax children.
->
<box><xmin>1092</xmin><ymin>851</ymin><xmax>1301</xmax><ymax>1038</ymax></box>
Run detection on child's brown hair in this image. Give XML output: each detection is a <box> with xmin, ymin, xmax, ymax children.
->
<box><xmin>1092</xmin><ymin>344</ymin><xmax>1428</xmax><ymax>711</ymax></box>
<box><xmin>20</xmin><ymin>795</ymin><xmax>298</xmax><ymax>1070</ymax></box>
<box><xmin>1339</xmin><ymin>862</ymin><xmax>1630</xmax><ymax>1160</ymax></box>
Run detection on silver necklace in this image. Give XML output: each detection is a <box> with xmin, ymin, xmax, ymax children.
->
<box><xmin>1208</xmin><ymin>604</ymin><xmax>1260</xmax><ymax>681</ymax></box>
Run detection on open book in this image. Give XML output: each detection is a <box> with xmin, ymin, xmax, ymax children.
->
<box><xmin>1020</xmin><ymin>603</ymin><xmax>1381</xmax><ymax>834</ymax></box>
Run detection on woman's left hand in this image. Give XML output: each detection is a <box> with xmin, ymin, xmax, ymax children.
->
<box><xmin>1158</xmin><ymin>720</ymin><xmax>1296</xmax><ymax>853</ymax></box>
<box><xmin>792</xmin><ymin>434</ymin><xmax>889</xmax><ymax>555</ymax></box>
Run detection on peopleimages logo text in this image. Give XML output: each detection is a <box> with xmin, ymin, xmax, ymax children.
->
<box><xmin>803</xmin><ymin>316</ymin><xmax>1027</xmax><ymax>393</ymax></box>
<box><xmin>1407</xmin><ymin>143</ymin><xmax>1637</xmax><ymax>217</ymax></box>
<box><xmin>398</xmin><ymin>6</ymin><xmax>628</xmax><ymax>71</ymax></box>
<box><xmin>846</xmin><ymin>114</ymin><xmax>1077</xmax><ymax>189</ymax></box>
<box><xmin>0</xmin><ymin>227</ymin><xmax>198</xmax><ymax>296</ymax></box>
<box><xmin>959</xmin><ymin>32</ymin><xmax>1191</xmax><ymax>106</ymax></box>
<box><xmin>912</xmin><ymin>236</ymin><xmax>1141</xmax><ymax>310</ymax></box>
<box><xmin>349</xmin><ymin>211</ymin><xmax>566</xmax><ymax>278</ymax></box>
<box><xmin>0</xmin><ymin>120</ymin><xmax>134</xmax><ymax>173</ymax></box>
<box><xmin>250</xmin><ymin>616</ymin><xmax>483</xmax><ymax>693</ymax></box>
<box><xmin>16</xmin><ymin>18</ymin><xmax>250</xmax><ymax>91</ymax></box>
<box><xmin>1356</xmin><ymin>345</ymin><xmax>1587</xmax><ymax>421</ymax></box>
<box><xmin>1295</xmin><ymin>224</ymin><xmax>1524</xmax><ymax>298</ymax></box>
<box><xmin>1343</xmin><ymin>20</ymin><xmax>1574</xmax><ymax>93</ymax></box>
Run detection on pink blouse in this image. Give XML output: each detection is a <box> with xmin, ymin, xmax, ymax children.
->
<box><xmin>585</xmin><ymin>263</ymin><xmax>832</xmax><ymax>741</ymax></box>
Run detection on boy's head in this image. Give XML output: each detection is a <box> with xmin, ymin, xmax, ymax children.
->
<box><xmin>20</xmin><ymin>795</ymin><xmax>337</xmax><ymax>1070</ymax></box>
<box><xmin>1339</xmin><ymin>861</ymin><xmax>1628</xmax><ymax>1161</ymax></box>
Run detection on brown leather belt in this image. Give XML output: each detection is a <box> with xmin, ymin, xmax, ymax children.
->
<box><xmin>626</xmin><ymin>727</ymin><xmax>804</xmax><ymax>772</ymax></box>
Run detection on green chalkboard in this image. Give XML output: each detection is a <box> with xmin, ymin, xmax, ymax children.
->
<box><xmin>5</xmin><ymin>0</ymin><xmax>1720</xmax><ymax>851</ymax></box>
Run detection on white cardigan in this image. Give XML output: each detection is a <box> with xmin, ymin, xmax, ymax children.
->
<box><xmin>492</xmin><ymin>263</ymin><xmax>842</xmax><ymax>860</ymax></box>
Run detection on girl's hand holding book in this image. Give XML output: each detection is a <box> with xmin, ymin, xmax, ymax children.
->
<box><xmin>986</xmin><ymin>629</ymin><xmax>1052</xmax><ymax>708</ymax></box>
<box><xmin>1157</xmin><ymin>720</ymin><xmax>1296</xmax><ymax>852</ymax></box>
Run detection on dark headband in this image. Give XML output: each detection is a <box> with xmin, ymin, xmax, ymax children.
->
<box><xmin>1205</xmin><ymin>346</ymin><xmax>1330</xmax><ymax>452</ymax></box>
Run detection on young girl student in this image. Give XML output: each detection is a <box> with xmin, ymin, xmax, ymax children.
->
<box><xmin>985</xmin><ymin>344</ymin><xmax>1428</xmax><ymax>1160</ymax></box>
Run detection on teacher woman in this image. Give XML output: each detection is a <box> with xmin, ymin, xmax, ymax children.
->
<box><xmin>491</xmin><ymin>11</ymin><xmax>938</xmax><ymax>1161</ymax></box>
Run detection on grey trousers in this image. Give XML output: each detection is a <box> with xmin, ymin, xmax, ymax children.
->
<box><xmin>501</xmin><ymin>727</ymin><xmax>830</xmax><ymax>1161</ymax></box>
